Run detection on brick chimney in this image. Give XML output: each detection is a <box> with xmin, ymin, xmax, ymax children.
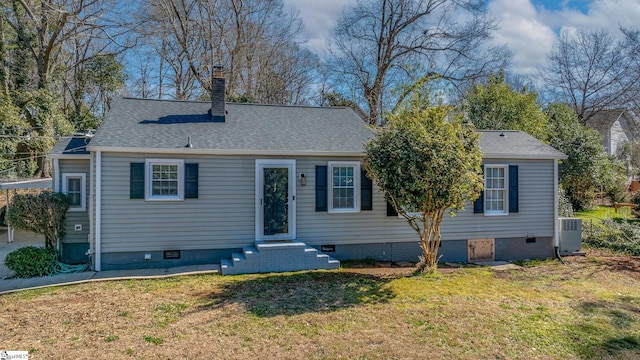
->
<box><xmin>210</xmin><ymin>65</ymin><xmax>225</xmax><ymax>122</ymax></box>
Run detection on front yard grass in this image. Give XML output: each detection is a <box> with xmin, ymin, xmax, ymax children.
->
<box><xmin>1</xmin><ymin>253</ymin><xmax>639</xmax><ymax>359</ymax></box>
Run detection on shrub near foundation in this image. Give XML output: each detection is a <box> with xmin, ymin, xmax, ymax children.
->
<box><xmin>5</xmin><ymin>246</ymin><xmax>56</xmax><ymax>278</ymax></box>
<box><xmin>6</xmin><ymin>191</ymin><xmax>69</xmax><ymax>249</ymax></box>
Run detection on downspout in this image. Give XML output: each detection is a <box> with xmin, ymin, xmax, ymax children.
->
<box><xmin>553</xmin><ymin>159</ymin><xmax>564</xmax><ymax>264</ymax></box>
<box><xmin>53</xmin><ymin>158</ymin><xmax>60</xmax><ymax>192</ymax></box>
<box><xmin>53</xmin><ymin>158</ymin><xmax>60</xmax><ymax>253</ymax></box>
<box><xmin>88</xmin><ymin>153</ymin><xmax>95</xmax><ymax>264</ymax></box>
<box><xmin>95</xmin><ymin>151</ymin><xmax>102</xmax><ymax>271</ymax></box>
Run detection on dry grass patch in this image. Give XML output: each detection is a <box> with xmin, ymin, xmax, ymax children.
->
<box><xmin>1</xmin><ymin>253</ymin><xmax>639</xmax><ymax>359</ymax></box>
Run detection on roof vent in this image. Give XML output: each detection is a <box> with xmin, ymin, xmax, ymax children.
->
<box><xmin>499</xmin><ymin>132</ymin><xmax>506</xmax><ymax>137</ymax></box>
<box><xmin>185</xmin><ymin>136</ymin><xmax>193</xmax><ymax>148</ymax></box>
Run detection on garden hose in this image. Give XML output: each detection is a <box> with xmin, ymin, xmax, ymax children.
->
<box><xmin>554</xmin><ymin>246</ymin><xmax>565</xmax><ymax>265</ymax></box>
<box><xmin>50</xmin><ymin>261</ymin><xmax>90</xmax><ymax>275</ymax></box>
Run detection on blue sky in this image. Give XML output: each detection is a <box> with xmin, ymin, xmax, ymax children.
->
<box><xmin>283</xmin><ymin>0</ymin><xmax>640</xmax><ymax>77</ymax></box>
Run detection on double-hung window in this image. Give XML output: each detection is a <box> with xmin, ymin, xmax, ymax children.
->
<box><xmin>484</xmin><ymin>165</ymin><xmax>508</xmax><ymax>215</ymax></box>
<box><xmin>328</xmin><ymin>161</ymin><xmax>360</xmax><ymax>213</ymax></box>
<box><xmin>145</xmin><ymin>159</ymin><xmax>184</xmax><ymax>201</ymax></box>
<box><xmin>62</xmin><ymin>173</ymin><xmax>86</xmax><ymax>211</ymax></box>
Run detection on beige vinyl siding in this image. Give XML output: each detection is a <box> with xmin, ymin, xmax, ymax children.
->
<box><xmin>59</xmin><ymin>159</ymin><xmax>90</xmax><ymax>244</ymax></box>
<box><xmin>296</xmin><ymin>158</ymin><xmax>554</xmax><ymax>246</ymax></box>
<box><xmin>100</xmin><ymin>153</ymin><xmax>255</xmax><ymax>253</ymax></box>
<box><xmin>98</xmin><ymin>153</ymin><xmax>555</xmax><ymax>253</ymax></box>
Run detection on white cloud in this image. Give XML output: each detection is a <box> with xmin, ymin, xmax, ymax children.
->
<box><xmin>286</xmin><ymin>0</ymin><xmax>638</xmax><ymax>77</ymax></box>
<box><xmin>283</xmin><ymin>0</ymin><xmax>356</xmax><ymax>53</ymax></box>
<box><xmin>538</xmin><ymin>0</ymin><xmax>640</xmax><ymax>38</ymax></box>
<box><xmin>489</xmin><ymin>0</ymin><xmax>557</xmax><ymax>75</ymax></box>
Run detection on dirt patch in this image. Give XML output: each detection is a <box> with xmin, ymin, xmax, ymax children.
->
<box><xmin>571</xmin><ymin>249</ymin><xmax>640</xmax><ymax>281</ymax></box>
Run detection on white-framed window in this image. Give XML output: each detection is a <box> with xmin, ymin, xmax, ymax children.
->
<box><xmin>145</xmin><ymin>159</ymin><xmax>184</xmax><ymax>201</ymax></box>
<box><xmin>62</xmin><ymin>173</ymin><xmax>86</xmax><ymax>211</ymax></box>
<box><xmin>484</xmin><ymin>165</ymin><xmax>508</xmax><ymax>216</ymax></box>
<box><xmin>328</xmin><ymin>161</ymin><xmax>360</xmax><ymax>213</ymax></box>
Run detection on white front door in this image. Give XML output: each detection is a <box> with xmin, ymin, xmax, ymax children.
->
<box><xmin>255</xmin><ymin>160</ymin><xmax>296</xmax><ymax>241</ymax></box>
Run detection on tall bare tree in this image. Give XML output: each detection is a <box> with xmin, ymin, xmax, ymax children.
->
<box><xmin>540</xmin><ymin>27</ymin><xmax>640</xmax><ymax>124</ymax></box>
<box><xmin>135</xmin><ymin>0</ymin><xmax>319</xmax><ymax>104</ymax></box>
<box><xmin>1</xmin><ymin>0</ymin><xmax>132</xmax><ymax>176</ymax></box>
<box><xmin>328</xmin><ymin>0</ymin><xmax>511</xmax><ymax>125</ymax></box>
<box><xmin>2</xmin><ymin>0</ymin><xmax>131</xmax><ymax>90</ymax></box>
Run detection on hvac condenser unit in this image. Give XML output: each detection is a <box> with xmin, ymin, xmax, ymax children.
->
<box><xmin>558</xmin><ymin>217</ymin><xmax>582</xmax><ymax>254</ymax></box>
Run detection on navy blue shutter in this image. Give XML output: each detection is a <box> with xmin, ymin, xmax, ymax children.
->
<box><xmin>474</xmin><ymin>165</ymin><xmax>485</xmax><ymax>213</ymax></box>
<box><xmin>387</xmin><ymin>200</ymin><xmax>398</xmax><ymax>216</ymax></box>
<box><xmin>130</xmin><ymin>163</ymin><xmax>145</xmax><ymax>199</ymax></box>
<box><xmin>509</xmin><ymin>165</ymin><xmax>518</xmax><ymax>213</ymax></box>
<box><xmin>185</xmin><ymin>163</ymin><xmax>199</xmax><ymax>199</ymax></box>
<box><xmin>315</xmin><ymin>165</ymin><xmax>327</xmax><ymax>211</ymax></box>
<box><xmin>361</xmin><ymin>168</ymin><xmax>372</xmax><ymax>211</ymax></box>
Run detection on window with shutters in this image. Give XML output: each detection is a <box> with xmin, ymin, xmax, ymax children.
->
<box><xmin>62</xmin><ymin>173</ymin><xmax>86</xmax><ymax>211</ymax></box>
<box><xmin>145</xmin><ymin>159</ymin><xmax>184</xmax><ymax>201</ymax></box>
<box><xmin>328</xmin><ymin>161</ymin><xmax>360</xmax><ymax>213</ymax></box>
<box><xmin>484</xmin><ymin>165</ymin><xmax>508</xmax><ymax>215</ymax></box>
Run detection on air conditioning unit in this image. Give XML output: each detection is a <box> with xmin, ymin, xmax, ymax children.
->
<box><xmin>558</xmin><ymin>217</ymin><xmax>582</xmax><ymax>254</ymax></box>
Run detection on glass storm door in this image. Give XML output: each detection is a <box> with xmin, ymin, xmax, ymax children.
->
<box><xmin>256</xmin><ymin>160</ymin><xmax>296</xmax><ymax>240</ymax></box>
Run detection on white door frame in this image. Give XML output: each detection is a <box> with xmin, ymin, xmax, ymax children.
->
<box><xmin>255</xmin><ymin>159</ymin><xmax>296</xmax><ymax>241</ymax></box>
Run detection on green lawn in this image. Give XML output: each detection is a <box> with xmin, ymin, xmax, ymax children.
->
<box><xmin>575</xmin><ymin>206</ymin><xmax>635</xmax><ymax>222</ymax></box>
<box><xmin>1</xmin><ymin>254</ymin><xmax>639</xmax><ymax>359</ymax></box>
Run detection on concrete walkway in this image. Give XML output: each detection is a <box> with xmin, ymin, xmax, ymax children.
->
<box><xmin>0</xmin><ymin>229</ymin><xmax>220</xmax><ymax>295</ymax></box>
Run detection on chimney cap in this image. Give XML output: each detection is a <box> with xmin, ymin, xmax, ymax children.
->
<box><xmin>213</xmin><ymin>64</ymin><xmax>224</xmax><ymax>78</ymax></box>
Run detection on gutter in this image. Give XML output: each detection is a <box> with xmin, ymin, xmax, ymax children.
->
<box><xmin>85</xmin><ymin>146</ymin><xmax>568</xmax><ymax>161</ymax></box>
<box><xmin>53</xmin><ymin>159</ymin><xmax>59</xmax><ymax>192</ymax></box>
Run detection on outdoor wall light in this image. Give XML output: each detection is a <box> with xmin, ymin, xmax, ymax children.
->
<box><xmin>300</xmin><ymin>173</ymin><xmax>306</xmax><ymax>186</ymax></box>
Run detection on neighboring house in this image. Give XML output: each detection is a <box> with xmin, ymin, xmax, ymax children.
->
<box><xmin>586</xmin><ymin>109</ymin><xmax>637</xmax><ymax>155</ymax></box>
<box><xmin>48</xmin><ymin>72</ymin><xmax>567</xmax><ymax>273</ymax></box>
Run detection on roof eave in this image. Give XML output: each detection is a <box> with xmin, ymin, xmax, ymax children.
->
<box><xmin>47</xmin><ymin>153</ymin><xmax>91</xmax><ymax>160</ymax></box>
<box><xmin>85</xmin><ymin>145</ymin><xmax>364</xmax><ymax>157</ymax></box>
<box><xmin>85</xmin><ymin>146</ymin><xmax>568</xmax><ymax>160</ymax></box>
<box><xmin>482</xmin><ymin>152</ymin><xmax>568</xmax><ymax>160</ymax></box>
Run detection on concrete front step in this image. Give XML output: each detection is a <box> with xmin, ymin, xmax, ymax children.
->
<box><xmin>220</xmin><ymin>240</ymin><xmax>340</xmax><ymax>275</ymax></box>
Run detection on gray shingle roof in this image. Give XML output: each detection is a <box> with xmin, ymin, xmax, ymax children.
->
<box><xmin>586</xmin><ymin>109</ymin><xmax>629</xmax><ymax>131</ymax></box>
<box><xmin>82</xmin><ymin>98</ymin><xmax>565</xmax><ymax>159</ymax></box>
<box><xmin>478</xmin><ymin>130</ymin><xmax>566</xmax><ymax>159</ymax></box>
<box><xmin>88</xmin><ymin>98</ymin><xmax>374</xmax><ymax>154</ymax></box>
<box><xmin>50</xmin><ymin>136</ymin><xmax>91</xmax><ymax>155</ymax></box>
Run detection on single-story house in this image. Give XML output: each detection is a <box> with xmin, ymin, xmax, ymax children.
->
<box><xmin>586</xmin><ymin>109</ymin><xmax>637</xmax><ymax>155</ymax></box>
<box><xmin>48</xmin><ymin>71</ymin><xmax>567</xmax><ymax>274</ymax></box>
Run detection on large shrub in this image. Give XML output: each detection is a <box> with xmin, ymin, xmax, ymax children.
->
<box><xmin>6</xmin><ymin>191</ymin><xmax>69</xmax><ymax>249</ymax></box>
<box><xmin>545</xmin><ymin>103</ymin><xmax>614</xmax><ymax>211</ymax></box>
<box><xmin>582</xmin><ymin>219</ymin><xmax>640</xmax><ymax>256</ymax></box>
<box><xmin>5</xmin><ymin>246</ymin><xmax>56</xmax><ymax>278</ymax></box>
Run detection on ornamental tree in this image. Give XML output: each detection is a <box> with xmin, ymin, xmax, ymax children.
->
<box><xmin>465</xmin><ymin>71</ymin><xmax>549</xmax><ymax>141</ymax></box>
<box><xmin>364</xmin><ymin>93</ymin><xmax>483</xmax><ymax>273</ymax></box>
<box><xmin>7</xmin><ymin>191</ymin><xmax>70</xmax><ymax>250</ymax></box>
